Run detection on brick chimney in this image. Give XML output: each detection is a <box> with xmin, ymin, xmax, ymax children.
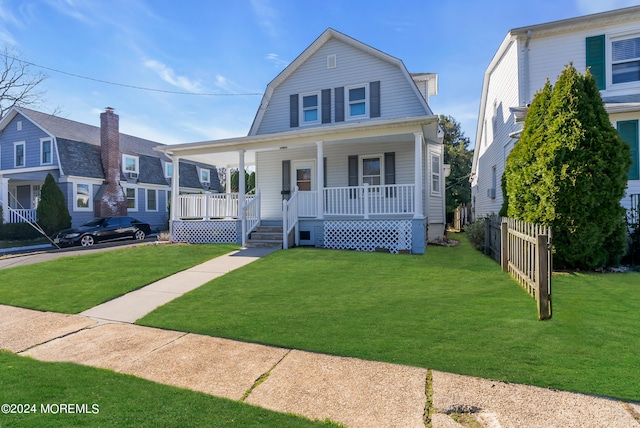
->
<box><xmin>94</xmin><ymin>107</ymin><xmax>127</xmax><ymax>216</ymax></box>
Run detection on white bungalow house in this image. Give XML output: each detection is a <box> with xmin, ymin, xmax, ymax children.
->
<box><xmin>471</xmin><ymin>6</ymin><xmax>640</xmax><ymax>220</ymax></box>
<box><xmin>157</xmin><ymin>28</ymin><xmax>445</xmax><ymax>254</ymax></box>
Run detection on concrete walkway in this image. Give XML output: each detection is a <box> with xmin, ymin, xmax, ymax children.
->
<box><xmin>1</xmin><ymin>247</ymin><xmax>640</xmax><ymax>427</ymax></box>
<box><xmin>79</xmin><ymin>246</ymin><xmax>278</xmax><ymax>323</ymax></box>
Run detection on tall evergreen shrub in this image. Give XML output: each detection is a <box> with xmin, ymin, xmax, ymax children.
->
<box><xmin>37</xmin><ymin>173</ymin><xmax>72</xmax><ymax>235</ymax></box>
<box><xmin>503</xmin><ymin>64</ymin><xmax>631</xmax><ymax>269</ymax></box>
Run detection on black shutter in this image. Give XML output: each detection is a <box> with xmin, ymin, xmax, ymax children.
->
<box><xmin>282</xmin><ymin>160</ymin><xmax>291</xmax><ymax>200</ymax></box>
<box><xmin>348</xmin><ymin>155</ymin><xmax>358</xmax><ymax>199</ymax></box>
<box><xmin>322</xmin><ymin>89</ymin><xmax>331</xmax><ymax>124</ymax></box>
<box><xmin>586</xmin><ymin>35</ymin><xmax>606</xmax><ymax>90</ymax></box>
<box><xmin>384</xmin><ymin>152</ymin><xmax>395</xmax><ymax>197</ymax></box>
<box><xmin>335</xmin><ymin>87</ymin><xmax>344</xmax><ymax>122</ymax></box>
<box><xmin>370</xmin><ymin>81</ymin><xmax>381</xmax><ymax>118</ymax></box>
<box><xmin>290</xmin><ymin>94</ymin><xmax>299</xmax><ymax>128</ymax></box>
<box><xmin>323</xmin><ymin>157</ymin><xmax>328</xmax><ymax>187</ymax></box>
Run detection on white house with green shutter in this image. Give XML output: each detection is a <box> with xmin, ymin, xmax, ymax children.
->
<box><xmin>156</xmin><ymin>28</ymin><xmax>445</xmax><ymax>254</ymax></box>
<box><xmin>471</xmin><ymin>5</ymin><xmax>640</xmax><ymax>219</ymax></box>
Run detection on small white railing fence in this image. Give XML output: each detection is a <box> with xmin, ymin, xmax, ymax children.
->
<box><xmin>323</xmin><ymin>183</ymin><xmax>414</xmax><ymax>217</ymax></box>
<box><xmin>245</xmin><ymin>190</ymin><xmax>261</xmax><ymax>236</ymax></box>
<box><xmin>282</xmin><ymin>186</ymin><xmax>300</xmax><ymax>250</ymax></box>
<box><xmin>8</xmin><ymin>208</ymin><xmax>37</xmax><ymax>223</ymax></box>
<box><xmin>177</xmin><ymin>193</ymin><xmax>254</xmax><ymax>220</ymax></box>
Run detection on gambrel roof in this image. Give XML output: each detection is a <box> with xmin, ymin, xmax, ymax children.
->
<box><xmin>248</xmin><ymin>28</ymin><xmax>433</xmax><ymax>136</ymax></box>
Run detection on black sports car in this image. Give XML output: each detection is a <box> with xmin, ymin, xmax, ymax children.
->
<box><xmin>52</xmin><ymin>216</ymin><xmax>152</xmax><ymax>247</ymax></box>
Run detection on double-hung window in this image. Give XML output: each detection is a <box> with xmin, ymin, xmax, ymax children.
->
<box><xmin>301</xmin><ymin>92</ymin><xmax>319</xmax><ymax>124</ymax></box>
<box><xmin>147</xmin><ymin>189</ymin><xmax>157</xmax><ymax>211</ymax></box>
<box><xmin>431</xmin><ymin>153</ymin><xmax>441</xmax><ymax>195</ymax></box>
<box><xmin>14</xmin><ymin>142</ymin><xmax>25</xmax><ymax>167</ymax></box>
<box><xmin>361</xmin><ymin>156</ymin><xmax>382</xmax><ymax>186</ymax></box>
<box><xmin>612</xmin><ymin>36</ymin><xmax>640</xmax><ymax>84</ymax></box>
<box><xmin>347</xmin><ymin>84</ymin><xmax>368</xmax><ymax>119</ymax></box>
<box><xmin>41</xmin><ymin>138</ymin><xmax>53</xmax><ymax>165</ymax></box>
<box><xmin>125</xmin><ymin>187</ymin><xmax>137</xmax><ymax>211</ymax></box>
<box><xmin>75</xmin><ymin>183</ymin><xmax>91</xmax><ymax>210</ymax></box>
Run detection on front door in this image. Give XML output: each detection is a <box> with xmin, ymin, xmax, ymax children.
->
<box><xmin>292</xmin><ymin>160</ymin><xmax>316</xmax><ymax>217</ymax></box>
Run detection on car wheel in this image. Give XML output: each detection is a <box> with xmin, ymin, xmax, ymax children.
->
<box><xmin>134</xmin><ymin>230</ymin><xmax>146</xmax><ymax>240</ymax></box>
<box><xmin>80</xmin><ymin>235</ymin><xmax>95</xmax><ymax>247</ymax></box>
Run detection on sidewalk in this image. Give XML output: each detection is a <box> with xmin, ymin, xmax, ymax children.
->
<box><xmin>1</xmin><ymin>248</ymin><xmax>639</xmax><ymax>427</ymax></box>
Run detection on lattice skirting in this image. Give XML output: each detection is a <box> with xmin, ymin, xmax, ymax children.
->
<box><xmin>172</xmin><ymin>220</ymin><xmax>239</xmax><ymax>244</ymax></box>
<box><xmin>323</xmin><ymin>220</ymin><xmax>412</xmax><ymax>254</ymax></box>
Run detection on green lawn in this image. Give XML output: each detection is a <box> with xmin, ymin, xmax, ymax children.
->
<box><xmin>138</xmin><ymin>235</ymin><xmax>640</xmax><ymax>402</ymax></box>
<box><xmin>0</xmin><ymin>351</ymin><xmax>333</xmax><ymax>427</ymax></box>
<box><xmin>0</xmin><ymin>244</ymin><xmax>238</xmax><ymax>313</ymax></box>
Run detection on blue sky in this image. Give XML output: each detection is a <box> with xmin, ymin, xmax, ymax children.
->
<box><xmin>1</xmin><ymin>0</ymin><xmax>640</xmax><ymax>149</ymax></box>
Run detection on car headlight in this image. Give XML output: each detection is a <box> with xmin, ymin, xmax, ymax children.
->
<box><xmin>64</xmin><ymin>233</ymin><xmax>80</xmax><ymax>238</ymax></box>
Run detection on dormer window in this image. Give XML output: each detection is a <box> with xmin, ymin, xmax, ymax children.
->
<box><xmin>199</xmin><ymin>167</ymin><xmax>210</xmax><ymax>184</ymax></box>
<box><xmin>123</xmin><ymin>154</ymin><xmax>139</xmax><ymax>178</ymax></box>
<box><xmin>164</xmin><ymin>162</ymin><xmax>173</xmax><ymax>178</ymax></box>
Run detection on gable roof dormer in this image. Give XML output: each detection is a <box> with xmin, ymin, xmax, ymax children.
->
<box><xmin>248</xmin><ymin>28</ymin><xmax>434</xmax><ymax>136</ymax></box>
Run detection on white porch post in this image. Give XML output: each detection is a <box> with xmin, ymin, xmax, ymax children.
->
<box><xmin>225</xmin><ymin>164</ymin><xmax>232</xmax><ymax>194</ymax></box>
<box><xmin>414</xmin><ymin>132</ymin><xmax>424</xmax><ymax>219</ymax></box>
<box><xmin>170</xmin><ymin>156</ymin><xmax>180</xmax><ymax>241</ymax></box>
<box><xmin>0</xmin><ymin>177</ymin><xmax>8</xmax><ymax>223</ymax></box>
<box><xmin>238</xmin><ymin>150</ymin><xmax>246</xmax><ymax>247</ymax></box>
<box><xmin>316</xmin><ymin>140</ymin><xmax>324</xmax><ymax>219</ymax></box>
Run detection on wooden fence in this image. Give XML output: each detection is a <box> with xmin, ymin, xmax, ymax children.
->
<box><xmin>453</xmin><ymin>203</ymin><xmax>472</xmax><ymax>231</ymax></box>
<box><xmin>485</xmin><ymin>215</ymin><xmax>552</xmax><ymax>320</ymax></box>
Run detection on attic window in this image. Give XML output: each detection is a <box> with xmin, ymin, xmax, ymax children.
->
<box><xmin>327</xmin><ymin>54</ymin><xmax>336</xmax><ymax>69</ymax></box>
<box><xmin>17</xmin><ymin>121</ymin><xmax>22</xmax><ymax>131</ymax></box>
<box><xmin>123</xmin><ymin>155</ymin><xmax>139</xmax><ymax>173</ymax></box>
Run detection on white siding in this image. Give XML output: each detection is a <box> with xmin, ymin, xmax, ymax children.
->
<box><xmin>256</xmin><ymin>140</ymin><xmax>416</xmax><ymax>220</ymax></box>
<box><xmin>256</xmin><ymin>38</ymin><xmax>428</xmax><ymax>135</ymax></box>
<box><xmin>474</xmin><ymin>40</ymin><xmax>520</xmax><ymax>218</ymax></box>
<box><xmin>427</xmin><ymin>141</ymin><xmax>445</xmax><ymax>224</ymax></box>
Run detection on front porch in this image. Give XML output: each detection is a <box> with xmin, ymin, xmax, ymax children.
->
<box><xmin>171</xmin><ymin>183</ymin><xmax>423</xmax><ymax>253</ymax></box>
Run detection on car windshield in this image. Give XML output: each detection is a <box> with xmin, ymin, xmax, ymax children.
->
<box><xmin>82</xmin><ymin>218</ymin><xmax>105</xmax><ymax>227</ymax></box>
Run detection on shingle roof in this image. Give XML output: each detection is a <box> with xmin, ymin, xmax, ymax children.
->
<box><xmin>15</xmin><ymin>107</ymin><xmax>220</xmax><ymax>190</ymax></box>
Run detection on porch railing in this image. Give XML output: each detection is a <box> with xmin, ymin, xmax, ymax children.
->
<box><xmin>283</xmin><ymin>186</ymin><xmax>300</xmax><ymax>250</ymax></box>
<box><xmin>177</xmin><ymin>193</ymin><xmax>253</xmax><ymax>220</ymax></box>
<box><xmin>323</xmin><ymin>183</ymin><xmax>414</xmax><ymax>218</ymax></box>
<box><xmin>245</xmin><ymin>190</ymin><xmax>260</xmax><ymax>235</ymax></box>
<box><xmin>8</xmin><ymin>208</ymin><xmax>37</xmax><ymax>223</ymax></box>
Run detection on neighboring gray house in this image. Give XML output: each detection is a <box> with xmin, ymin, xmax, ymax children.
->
<box><xmin>157</xmin><ymin>28</ymin><xmax>445</xmax><ymax>254</ymax></box>
<box><xmin>0</xmin><ymin>107</ymin><xmax>221</xmax><ymax>231</ymax></box>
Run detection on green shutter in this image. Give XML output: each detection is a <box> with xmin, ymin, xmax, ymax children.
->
<box><xmin>586</xmin><ymin>35</ymin><xmax>606</xmax><ymax>90</ymax></box>
<box><xmin>618</xmin><ymin>120</ymin><xmax>639</xmax><ymax>180</ymax></box>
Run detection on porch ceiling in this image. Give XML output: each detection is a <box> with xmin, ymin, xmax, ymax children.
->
<box><xmin>156</xmin><ymin>115</ymin><xmax>438</xmax><ymax>168</ymax></box>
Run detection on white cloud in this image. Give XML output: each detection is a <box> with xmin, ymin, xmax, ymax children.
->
<box><xmin>250</xmin><ymin>0</ymin><xmax>278</xmax><ymax>38</ymax></box>
<box><xmin>575</xmin><ymin>0</ymin><xmax>640</xmax><ymax>14</ymax></box>
<box><xmin>266</xmin><ymin>53</ymin><xmax>289</xmax><ymax>68</ymax></box>
<box><xmin>143</xmin><ymin>59</ymin><xmax>202</xmax><ymax>93</ymax></box>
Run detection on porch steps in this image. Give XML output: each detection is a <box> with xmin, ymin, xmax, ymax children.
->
<box><xmin>246</xmin><ymin>226</ymin><xmax>283</xmax><ymax>249</ymax></box>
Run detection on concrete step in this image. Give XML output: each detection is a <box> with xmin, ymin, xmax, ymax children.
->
<box><xmin>253</xmin><ymin>226</ymin><xmax>283</xmax><ymax>233</ymax></box>
<box><xmin>250</xmin><ymin>232</ymin><xmax>282</xmax><ymax>240</ymax></box>
<box><xmin>245</xmin><ymin>239</ymin><xmax>283</xmax><ymax>249</ymax></box>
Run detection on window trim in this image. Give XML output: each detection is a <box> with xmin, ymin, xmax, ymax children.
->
<box><xmin>610</xmin><ymin>33</ymin><xmax>640</xmax><ymax>86</ymax></box>
<box><xmin>125</xmin><ymin>186</ymin><xmax>138</xmax><ymax>211</ymax></box>
<box><xmin>122</xmin><ymin>154</ymin><xmax>139</xmax><ymax>174</ymax></box>
<box><xmin>358</xmin><ymin>154</ymin><xmax>384</xmax><ymax>186</ymax></box>
<box><xmin>346</xmin><ymin>83</ymin><xmax>369</xmax><ymax>120</ymax></box>
<box><xmin>74</xmin><ymin>182</ymin><xmax>93</xmax><ymax>211</ymax></box>
<box><xmin>146</xmin><ymin>188</ymin><xmax>158</xmax><ymax>211</ymax></box>
<box><xmin>40</xmin><ymin>138</ymin><xmax>53</xmax><ymax>165</ymax></box>
<box><xmin>14</xmin><ymin>141</ymin><xmax>26</xmax><ymax>168</ymax></box>
<box><xmin>198</xmin><ymin>167</ymin><xmax>210</xmax><ymax>184</ymax></box>
<box><xmin>430</xmin><ymin>152</ymin><xmax>442</xmax><ymax>196</ymax></box>
<box><xmin>299</xmin><ymin>91</ymin><xmax>321</xmax><ymax>125</ymax></box>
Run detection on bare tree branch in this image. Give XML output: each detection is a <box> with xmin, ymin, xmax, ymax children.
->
<box><xmin>0</xmin><ymin>47</ymin><xmax>48</xmax><ymax>118</ymax></box>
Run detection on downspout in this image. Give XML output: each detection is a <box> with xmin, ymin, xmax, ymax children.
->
<box><xmin>522</xmin><ymin>30</ymin><xmax>532</xmax><ymax>105</ymax></box>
